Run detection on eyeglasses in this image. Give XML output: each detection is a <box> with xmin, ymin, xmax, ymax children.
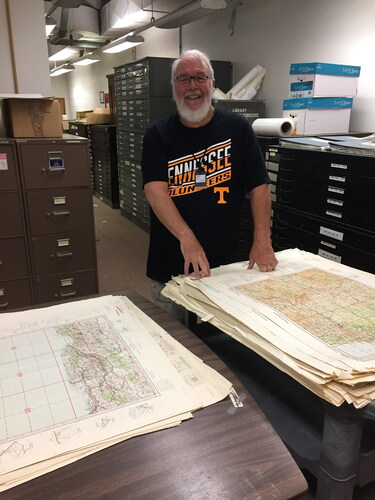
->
<box><xmin>174</xmin><ymin>75</ymin><xmax>211</xmax><ymax>85</ymax></box>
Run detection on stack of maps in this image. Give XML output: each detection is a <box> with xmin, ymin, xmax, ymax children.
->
<box><xmin>163</xmin><ymin>249</ymin><xmax>375</xmax><ymax>409</ymax></box>
<box><xmin>0</xmin><ymin>295</ymin><xmax>232</xmax><ymax>492</ymax></box>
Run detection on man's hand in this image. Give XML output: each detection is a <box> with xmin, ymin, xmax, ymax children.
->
<box><xmin>248</xmin><ymin>240</ymin><xmax>278</xmax><ymax>272</ymax></box>
<box><xmin>144</xmin><ymin>181</ymin><xmax>210</xmax><ymax>279</ymax></box>
<box><xmin>180</xmin><ymin>231</ymin><xmax>211</xmax><ymax>279</ymax></box>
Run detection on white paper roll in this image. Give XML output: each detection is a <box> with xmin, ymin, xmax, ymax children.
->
<box><xmin>252</xmin><ymin>118</ymin><xmax>295</xmax><ymax>137</ymax></box>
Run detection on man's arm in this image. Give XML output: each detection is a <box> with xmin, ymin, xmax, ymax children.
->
<box><xmin>144</xmin><ymin>181</ymin><xmax>211</xmax><ymax>279</ymax></box>
<box><xmin>248</xmin><ymin>183</ymin><xmax>278</xmax><ymax>272</ymax></box>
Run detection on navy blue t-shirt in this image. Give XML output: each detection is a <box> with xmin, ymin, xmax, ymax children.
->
<box><xmin>141</xmin><ymin>108</ymin><xmax>269</xmax><ymax>283</ymax></box>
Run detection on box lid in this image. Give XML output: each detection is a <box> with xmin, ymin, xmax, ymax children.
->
<box><xmin>283</xmin><ymin>97</ymin><xmax>353</xmax><ymax>110</ymax></box>
<box><xmin>289</xmin><ymin>63</ymin><xmax>361</xmax><ymax>77</ymax></box>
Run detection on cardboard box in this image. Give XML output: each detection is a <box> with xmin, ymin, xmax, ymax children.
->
<box><xmin>2</xmin><ymin>97</ymin><xmax>62</xmax><ymax>138</ymax></box>
<box><xmin>283</xmin><ymin>97</ymin><xmax>353</xmax><ymax>135</ymax></box>
<box><xmin>289</xmin><ymin>62</ymin><xmax>361</xmax><ymax>98</ymax></box>
<box><xmin>84</xmin><ymin>108</ymin><xmax>111</xmax><ymax>124</ymax></box>
<box><xmin>76</xmin><ymin>110</ymin><xmax>93</xmax><ymax>120</ymax></box>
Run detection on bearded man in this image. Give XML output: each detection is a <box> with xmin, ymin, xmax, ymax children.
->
<box><xmin>141</xmin><ymin>49</ymin><xmax>277</xmax><ymax>320</ymax></box>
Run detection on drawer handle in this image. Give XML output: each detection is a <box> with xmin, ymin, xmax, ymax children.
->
<box><xmin>56</xmin><ymin>251</ymin><xmax>73</xmax><ymax>258</ymax></box>
<box><xmin>60</xmin><ymin>290</ymin><xmax>76</xmax><ymax>298</ymax></box>
<box><xmin>48</xmin><ymin>165</ymin><xmax>65</xmax><ymax>172</ymax></box>
<box><xmin>0</xmin><ymin>301</ymin><xmax>9</xmax><ymax>308</ymax></box>
<box><xmin>52</xmin><ymin>210</ymin><xmax>70</xmax><ymax>216</ymax></box>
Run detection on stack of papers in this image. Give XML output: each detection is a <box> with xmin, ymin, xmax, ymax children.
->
<box><xmin>0</xmin><ymin>295</ymin><xmax>232</xmax><ymax>492</ymax></box>
<box><xmin>163</xmin><ymin>249</ymin><xmax>375</xmax><ymax>409</ymax></box>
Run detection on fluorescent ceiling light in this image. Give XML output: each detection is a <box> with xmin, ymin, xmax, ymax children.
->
<box><xmin>102</xmin><ymin>34</ymin><xmax>144</xmax><ymax>54</ymax></box>
<box><xmin>45</xmin><ymin>16</ymin><xmax>57</xmax><ymax>37</ymax></box>
<box><xmin>49</xmin><ymin>47</ymin><xmax>80</xmax><ymax>62</ymax></box>
<box><xmin>73</xmin><ymin>55</ymin><xmax>101</xmax><ymax>66</ymax></box>
<box><xmin>50</xmin><ymin>64</ymin><xmax>75</xmax><ymax>77</ymax></box>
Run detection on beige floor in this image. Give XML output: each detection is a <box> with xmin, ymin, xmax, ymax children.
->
<box><xmin>93</xmin><ymin>197</ymin><xmax>151</xmax><ymax>300</ymax></box>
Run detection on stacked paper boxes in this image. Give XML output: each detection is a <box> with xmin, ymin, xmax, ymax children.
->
<box><xmin>282</xmin><ymin>62</ymin><xmax>360</xmax><ymax>135</ymax></box>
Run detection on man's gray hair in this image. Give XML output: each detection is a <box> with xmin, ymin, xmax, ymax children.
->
<box><xmin>171</xmin><ymin>49</ymin><xmax>215</xmax><ymax>83</ymax></box>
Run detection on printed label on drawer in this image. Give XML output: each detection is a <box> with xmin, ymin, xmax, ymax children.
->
<box><xmin>0</xmin><ymin>153</ymin><xmax>8</xmax><ymax>170</ymax></box>
<box><xmin>320</xmin><ymin>226</ymin><xmax>344</xmax><ymax>241</ymax></box>
<box><xmin>329</xmin><ymin>175</ymin><xmax>346</xmax><ymax>182</ymax></box>
<box><xmin>318</xmin><ymin>249</ymin><xmax>342</xmax><ymax>263</ymax></box>
<box><xmin>326</xmin><ymin>210</ymin><xmax>342</xmax><ymax>218</ymax></box>
<box><xmin>57</xmin><ymin>238</ymin><xmax>70</xmax><ymax>247</ymax></box>
<box><xmin>320</xmin><ymin>240</ymin><xmax>337</xmax><ymax>249</ymax></box>
<box><xmin>53</xmin><ymin>196</ymin><xmax>66</xmax><ymax>205</ymax></box>
<box><xmin>328</xmin><ymin>185</ymin><xmax>345</xmax><ymax>195</ymax></box>
<box><xmin>0</xmin><ymin>288</ymin><xmax>4</xmax><ymax>296</ymax></box>
<box><xmin>268</xmin><ymin>171</ymin><xmax>278</xmax><ymax>182</ymax></box>
<box><xmin>331</xmin><ymin>163</ymin><xmax>347</xmax><ymax>170</ymax></box>
<box><xmin>327</xmin><ymin>198</ymin><xmax>344</xmax><ymax>206</ymax></box>
<box><xmin>60</xmin><ymin>278</ymin><xmax>73</xmax><ymax>287</ymax></box>
<box><xmin>267</xmin><ymin>161</ymin><xmax>279</xmax><ymax>172</ymax></box>
<box><xmin>269</xmin><ymin>183</ymin><xmax>276</xmax><ymax>193</ymax></box>
<box><xmin>271</xmin><ymin>193</ymin><xmax>276</xmax><ymax>202</ymax></box>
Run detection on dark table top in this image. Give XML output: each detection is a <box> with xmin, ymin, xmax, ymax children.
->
<box><xmin>1</xmin><ymin>291</ymin><xmax>308</xmax><ymax>499</ymax></box>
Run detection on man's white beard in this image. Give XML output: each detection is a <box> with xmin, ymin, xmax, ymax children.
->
<box><xmin>174</xmin><ymin>91</ymin><xmax>212</xmax><ymax>123</ymax></box>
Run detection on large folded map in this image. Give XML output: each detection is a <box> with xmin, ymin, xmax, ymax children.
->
<box><xmin>163</xmin><ymin>248</ymin><xmax>375</xmax><ymax>408</ymax></box>
<box><xmin>0</xmin><ymin>295</ymin><xmax>231</xmax><ymax>492</ymax></box>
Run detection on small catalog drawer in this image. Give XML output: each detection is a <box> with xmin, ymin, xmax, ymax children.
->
<box><xmin>35</xmin><ymin>269</ymin><xmax>97</xmax><ymax>303</ymax></box>
<box><xmin>18</xmin><ymin>143</ymin><xmax>90</xmax><ymax>189</ymax></box>
<box><xmin>0</xmin><ymin>192</ymin><xmax>25</xmax><ymax>237</ymax></box>
<box><xmin>26</xmin><ymin>188</ymin><xmax>93</xmax><ymax>234</ymax></box>
<box><xmin>0</xmin><ymin>278</ymin><xmax>33</xmax><ymax>311</ymax></box>
<box><xmin>31</xmin><ymin>230</ymin><xmax>95</xmax><ymax>275</ymax></box>
<box><xmin>0</xmin><ymin>237</ymin><xmax>29</xmax><ymax>280</ymax></box>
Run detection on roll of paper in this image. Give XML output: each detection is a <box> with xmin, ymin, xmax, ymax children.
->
<box><xmin>252</xmin><ymin>118</ymin><xmax>295</xmax><ymax>137</ymax></box>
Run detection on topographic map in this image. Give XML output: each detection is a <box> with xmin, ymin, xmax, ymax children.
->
<box><xmin>235</xmin><ymin>268</ymin><xmax>375</xmax><ymax>347</ymax></box>
<box><xmin>1</xmin><ymin>315</ymin><xmax>158</xmax><ymax>443</ymax></box>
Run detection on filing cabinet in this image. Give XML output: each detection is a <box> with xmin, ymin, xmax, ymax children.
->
<box><xmin>5</xmin><ymin>136</ymin><xmax>99</xmax><ymax>308</ymax></box>
<box><xmin>90</xmin><ymin>124</ymin><xmax>119</xmax><ymax>208</ymax></box>
<box><xmin>0</xmin><ymin>139</ymin><xmax>33</xmax><ymax>310</ymax></box>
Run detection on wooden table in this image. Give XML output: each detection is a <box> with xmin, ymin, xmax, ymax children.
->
<box><xmin>1</xmin><ymin>291</ymin><xmax>308</xmax><ymax>499</ymax></box>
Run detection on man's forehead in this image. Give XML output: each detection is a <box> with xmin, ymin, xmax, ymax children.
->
<box><xmin>176</xmin><ymin>57</ymin><xmax>208</xmax><ymax>74</ymax></box>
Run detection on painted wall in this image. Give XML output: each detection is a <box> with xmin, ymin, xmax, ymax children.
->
<box><xmin>52</xmin><ymin>0</ymin><xmax>375</xmax><ymax>132</ymax></box>
<box><xmin>0</xmin><ymin>0</ymin><xmax>51</xmax><ymax>95</ymax></box>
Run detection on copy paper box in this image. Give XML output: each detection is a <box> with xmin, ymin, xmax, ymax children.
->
<box><xmin>4</xmin><ymin>98</ymin><xmax>62</xmax><ymax>138</ymax></box>
<box><xmin>289</xmin><ymin>62</ymin><xmax>360</xmax><ymax>98</ymax></box>
<box><xmin>283</xmin><ymin>97</ymin><xmax>353</xmax><ymax>135</ymax></box>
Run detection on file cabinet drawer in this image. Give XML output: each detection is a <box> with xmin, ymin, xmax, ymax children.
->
<box><xmin>0</xmin><ymin>279</ymin><xmax>33</xmax><ymax>311</ymax></box>
<box><xmin>0</xmin><ymin>142</ymin><xmax>18</xmax><ymax>191</ymax></box>
<box><xmin>26</xmin><ymin>188</ymin><xmax>92</xmax><ymax>234</ymax></box>
<box><xmin>0</xmin><ymin>192</ymin><xmax>24</xmax><ymax>237</ymax></box>
<box><xmin>18</xmin><ymin>142</ymin><xmax>90</xmax><ymax>189</ymax></box>
<box><xmin>35</xmin><ymin>270</ymin><xmax>97</xmax><ymax>303</ymax></box>
<box><xmin>0</xmin><ymin>237</ymin><xmax>29</xmax><ymax>280</ymax></box>
<box><xmin>31</xmin><ymin>230</ymin><xmax>95</xmax><ymax>275</ymax></box>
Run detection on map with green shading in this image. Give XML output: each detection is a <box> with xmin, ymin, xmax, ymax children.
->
<box><xmin>236</xmin><ymin>268</ymin><xmax>375</xmax><ymax>347</ymax></box>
